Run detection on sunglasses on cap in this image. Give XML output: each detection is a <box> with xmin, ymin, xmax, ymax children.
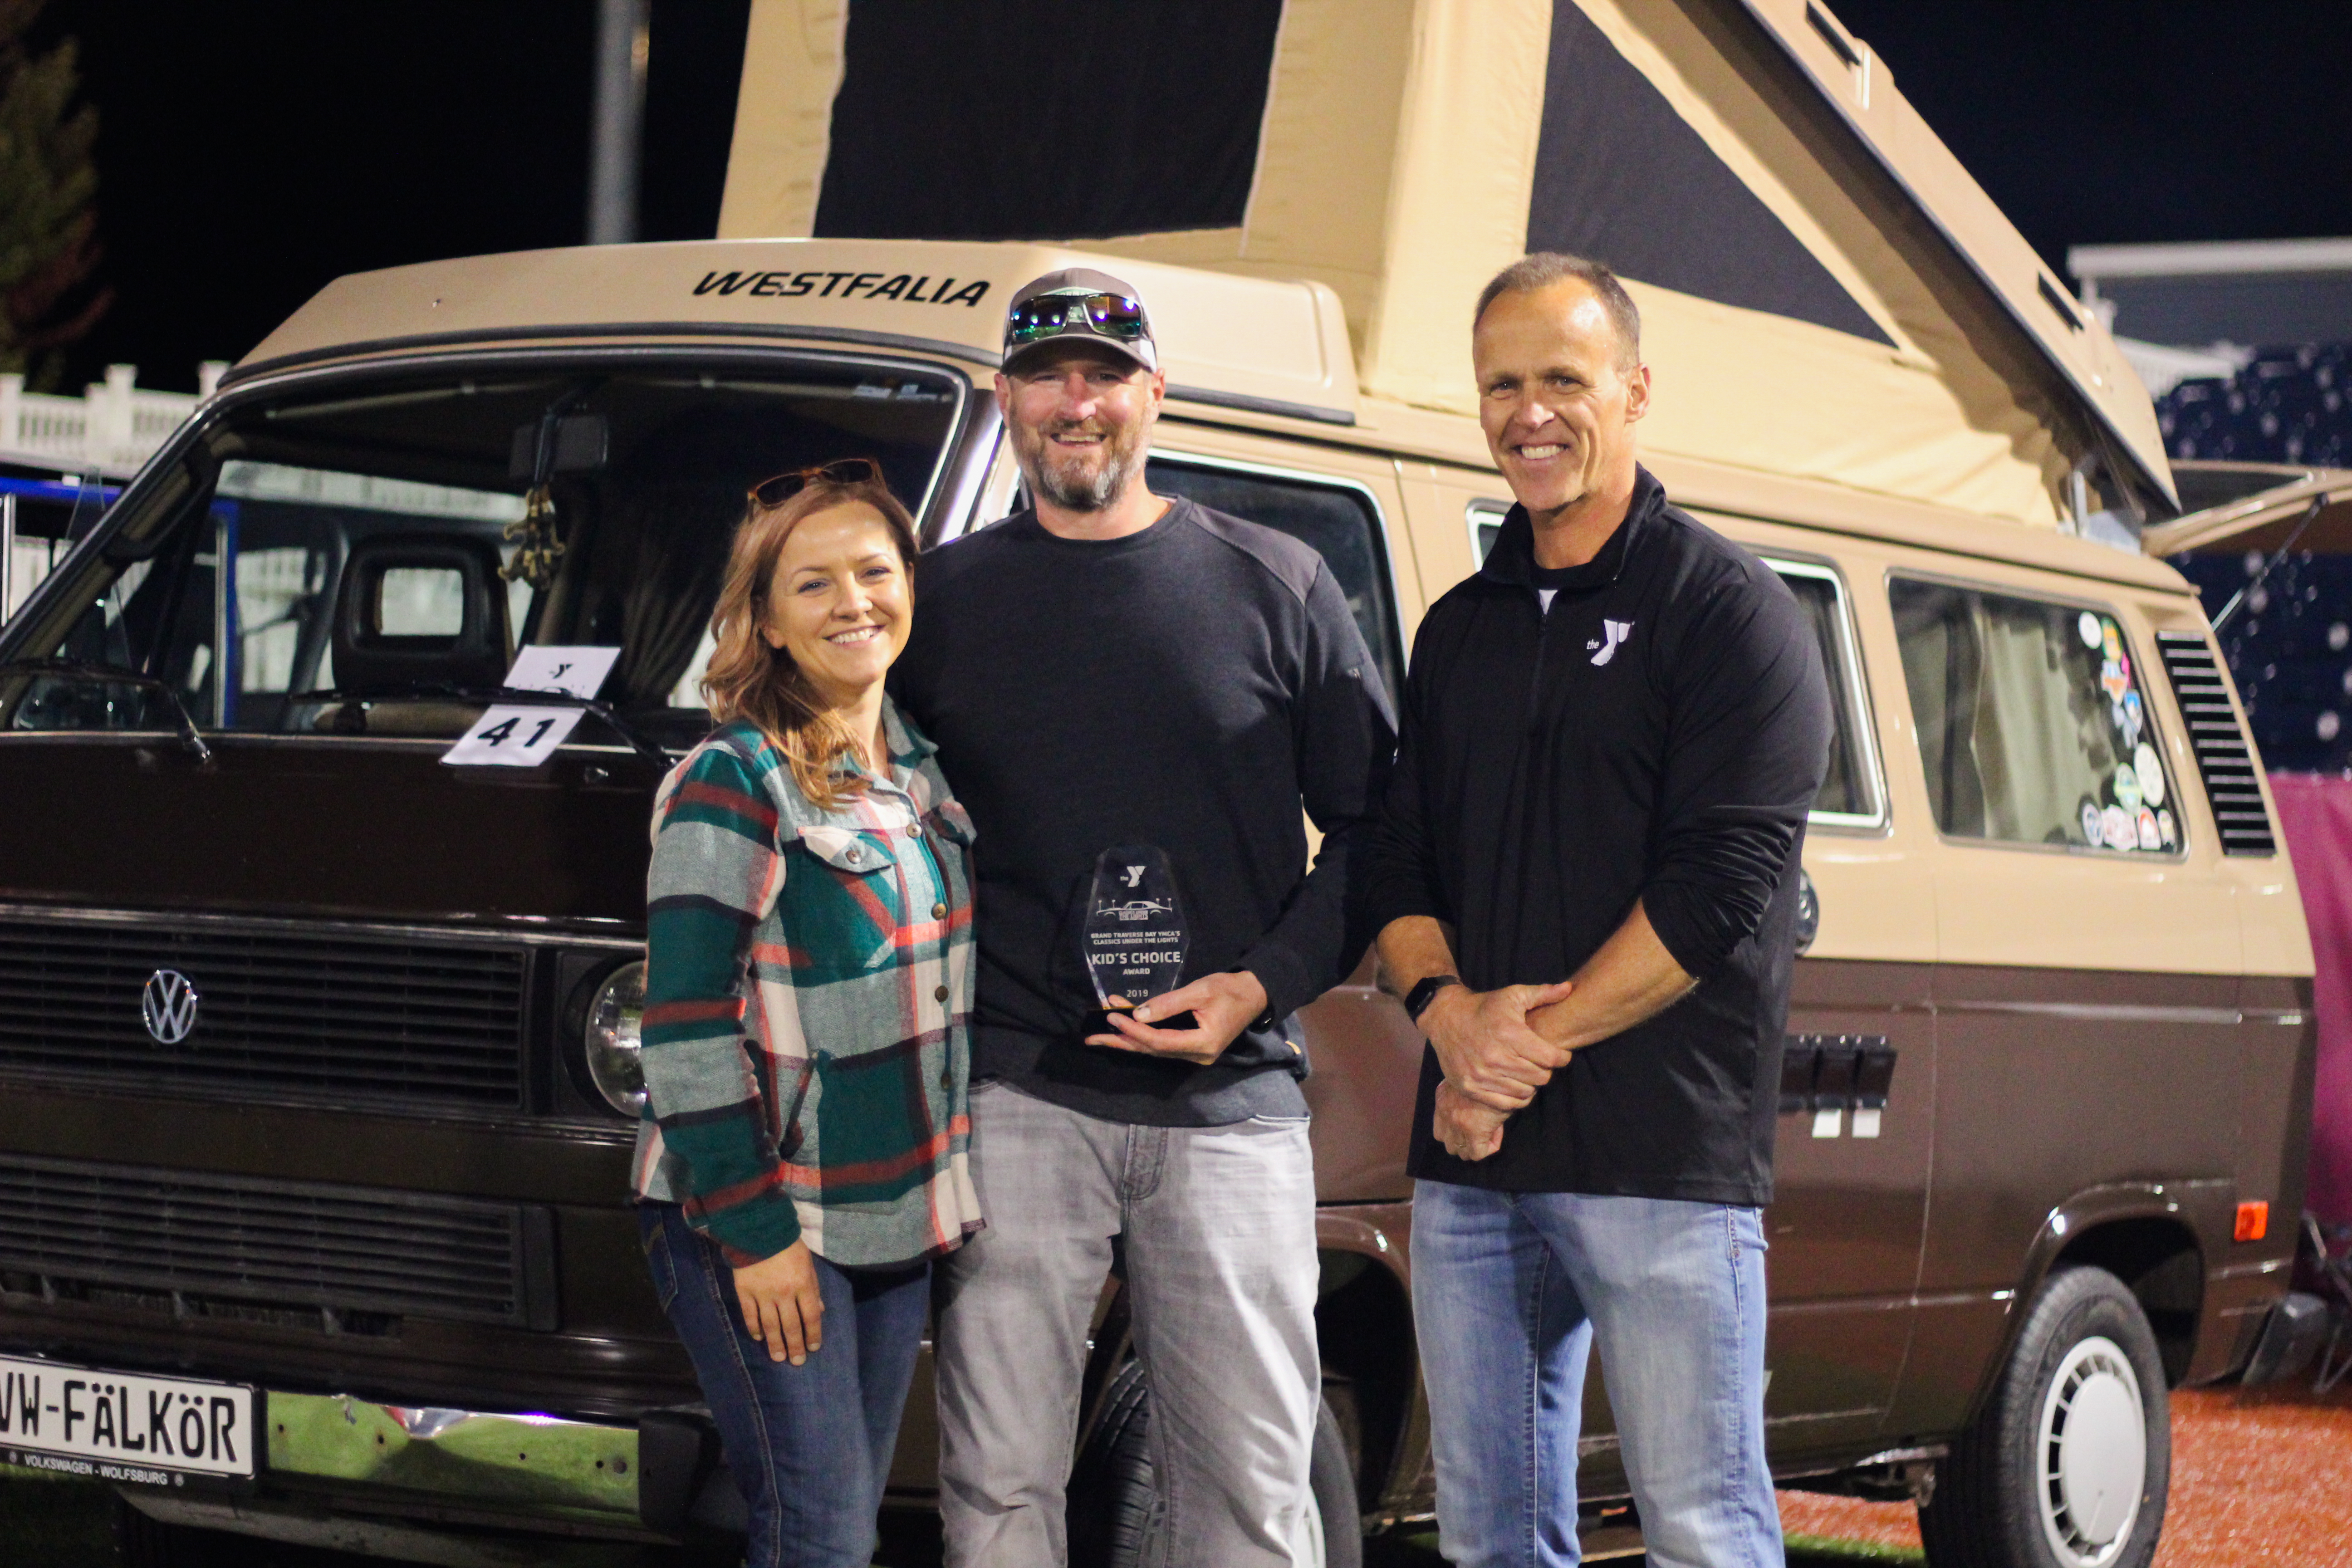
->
<box><xmin>1005</xmin><ymin>290</ymin><xmax>1148</xmax><ymax>348</ymax></box>
<box><xmin>746</xmin><ymin>457</ymin><xmax>881</xmax><ymax>510</ymax></box>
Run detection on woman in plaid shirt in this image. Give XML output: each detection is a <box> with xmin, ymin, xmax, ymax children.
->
<box><xmin>632</xmin><ymin>462</ymin><xmax>981</xmax><ymax>1568</ymax></box>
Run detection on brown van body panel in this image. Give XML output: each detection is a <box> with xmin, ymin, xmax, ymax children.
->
<box><xmin>0</xmin><ymin>736</ymin><xmax>659</xmax><ymax>925</ymax></box>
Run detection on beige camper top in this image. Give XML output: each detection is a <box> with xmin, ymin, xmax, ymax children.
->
<box><xmin>718</xmin><ymin>0</ymin><xmax>2170</xmax><ymax>530</ymax></box>
<box><xmin>231</xmin><ymin>239</ymin><xmax>1357</xmax><ymax>428</ymax></box>
<box><xmin>230</xmin><ymin>235</ymin><xmax>2191</xmax><ymax>597</ymax></box>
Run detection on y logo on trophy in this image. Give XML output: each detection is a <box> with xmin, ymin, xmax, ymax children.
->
<box><xmin>1083</xmin><ymin>844</ymin><xmax>1197</xmax><ymax>1036</ymax></box>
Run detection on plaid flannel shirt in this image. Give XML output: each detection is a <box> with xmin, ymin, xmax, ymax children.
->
<box><xmin>630</xmin><ymin>703</ymin><xmax>982</xmax><ymax>1268</ymax></box>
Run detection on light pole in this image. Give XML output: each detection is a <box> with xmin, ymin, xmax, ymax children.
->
<box><xmin>588</xmin><ymin>0</ymin><xmax>649</xmax><ymax>244</ymax></box>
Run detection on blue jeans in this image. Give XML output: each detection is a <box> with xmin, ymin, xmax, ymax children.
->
<box><xmin>639</xmin><ymin>1202</ymin><xmax>931</xmax><ymax>1568</ymax></box>
<box><xmin>1409</xmin><ymin>1182</ymin><xmax>1782</xmax><ymax>1568</ymax></box>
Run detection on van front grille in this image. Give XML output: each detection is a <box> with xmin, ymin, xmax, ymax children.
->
<box><xmin>2155</xmin><ymin>630</ymin><xmax>2278</xmax><ymax>855</ymax></box>
<box><xmin>0</xmin><ymin>914</ymin><xmax>528</xmax><ymax>1110</ymax></box>
<box><xmin>0</xmin><ymin>1154</ymin><xmax>552</xmax><ymax>1329</ymax></box>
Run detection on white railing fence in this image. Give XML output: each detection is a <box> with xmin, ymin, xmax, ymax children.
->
<box><xmin>0</xmin><ymin>362</ymin><xmax>226</xmax><ymax>478</ymax></box>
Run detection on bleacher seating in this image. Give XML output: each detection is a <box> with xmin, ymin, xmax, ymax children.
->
<box><xmin>2161</xmin><ymin>343</ymin><xmax>2352</xmax><ymax>773</ymax></box>
<box><xmin>2172</xmin><ymin>550</ymin><xmax>2352</xmax><ymax>773</ymax></box>
<box><xmin>2162</xmin><ymin>344</ymin><xmax>2352</xmax><ymax>467</ymax></box>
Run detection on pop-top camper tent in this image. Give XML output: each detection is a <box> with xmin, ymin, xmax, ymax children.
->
<box><xmin>715</xmin><ymin>0</ymin><xmax>2173</xmax><ymax>538</ymax></box>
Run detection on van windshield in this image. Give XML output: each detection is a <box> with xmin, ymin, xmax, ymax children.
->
<box><xmin>2</xmin><ymin>357</ymin><xmax>964</xmax><ymax>749</ymax></box>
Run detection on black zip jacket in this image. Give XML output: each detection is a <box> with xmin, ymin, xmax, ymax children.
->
<box><xmin>1366</xmin><ymin>467</ymin><xmax>1830</xmax><ymax>1202</ymax></box>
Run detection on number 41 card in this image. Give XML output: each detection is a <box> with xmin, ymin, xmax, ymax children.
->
<box><xmin>441</xmin><ymin>646</ymin><xmax>621</xmax><ymax>768</ymax></box>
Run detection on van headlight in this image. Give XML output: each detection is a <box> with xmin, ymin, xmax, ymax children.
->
<box><xmin>583</xmin><ymin>962</ymin><xmax>647</xmax><ymax>1116</ymax></box>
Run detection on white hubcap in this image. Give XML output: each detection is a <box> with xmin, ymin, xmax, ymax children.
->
<box><xmin>2036</xmin><ymin>1334</ymin><xmax>2147</xmax><ymax>1566</ymax></box>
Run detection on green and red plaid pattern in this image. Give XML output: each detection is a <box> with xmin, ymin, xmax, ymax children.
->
<box><xmin>631</xmin><ymin>704</ymin><xmax>981</xmax><ymax>1268</ymax></box>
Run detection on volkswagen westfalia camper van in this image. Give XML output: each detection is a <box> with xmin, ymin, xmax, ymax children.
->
<box><xmin>0</xmin><ymin>232</ymin><xmax>2321</xmax><ymax>1568</ymax></box>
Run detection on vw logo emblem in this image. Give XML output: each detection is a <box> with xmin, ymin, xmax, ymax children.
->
<box><xmin>142</xmin><ymin>969</ymin><xmax>200</xmax><ymax>1045</ymax></box>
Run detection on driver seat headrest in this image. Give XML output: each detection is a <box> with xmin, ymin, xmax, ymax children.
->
<box><xmin>330</xmin><ymin>533</ymin><xmax>512</xmax><ymax>695</ymax></box>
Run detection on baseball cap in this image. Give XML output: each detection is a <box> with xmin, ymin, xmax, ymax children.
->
<box><xmin>1001</xmin><ymin>267</ymin><xmax>1158</xmax><ymax>376</ymax></box>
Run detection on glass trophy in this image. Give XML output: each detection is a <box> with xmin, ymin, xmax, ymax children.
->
<box><xmin>1083</xmin><ymin>844</ymin><xmax>1195</xmax><ymax>1033</ymax></box>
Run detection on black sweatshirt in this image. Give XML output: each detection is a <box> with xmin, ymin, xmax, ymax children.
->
<box><xmin>891</xmin><ymin>499</ymin><xmax>1395</xmax><ymax>1127</ymax></box>
<box><xmin>1366</xmin><ymin>469</ymin><xmax>1830</xmax><ymax>1203</ymax></box>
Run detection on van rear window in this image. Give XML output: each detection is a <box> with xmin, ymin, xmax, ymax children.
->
<box><xmin>2</xmin><ymin>360</ymin><xmax>963</xmax><ymax>749</ymax></box>
<box><xmin>1890</xmin><ymin>578</ymin><xmax>2185</xmax><ymax>855</ymax></box>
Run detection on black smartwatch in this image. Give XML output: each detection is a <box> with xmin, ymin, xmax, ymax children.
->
<box><xmin>1404</xmin><ymin>975</ymin><xmax>1463</xmax><ymax>1024</ymax></box>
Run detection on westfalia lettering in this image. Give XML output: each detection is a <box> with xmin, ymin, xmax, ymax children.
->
<box><xmin>693</xmin><ymin>270</ymin><xmax>990</xmax><ymax>307</ymax></box>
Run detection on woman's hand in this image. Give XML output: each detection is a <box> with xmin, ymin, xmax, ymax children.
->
<box><xmin>733</xmin><ymin>1240</ymin><xmax>823</xmax><ymax>1365</ymax></box>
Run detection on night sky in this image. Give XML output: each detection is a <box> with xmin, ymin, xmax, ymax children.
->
<box><xmin>29</xmin><ymin>0</ymin><xmax>2352</xmax><ymax>394</ymax></box>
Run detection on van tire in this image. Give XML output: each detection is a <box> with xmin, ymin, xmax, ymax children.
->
<box><xmin>1919</xmin><ymin>1265</ymin><xmax>2171</xmax><ymax>1568</ymax></box>
<box><xmin>1066</xmin><ymin>1359</ymin><xmax>1361</xmax><ymax>1568</ymax></box>
<box><xmin>111</xmin><ymin>1493</ymin><xmax>225</xmax><ymax>1568</ymax></box>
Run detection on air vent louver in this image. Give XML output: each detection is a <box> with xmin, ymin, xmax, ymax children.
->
<box><xmin>0</xmin><ymin>1154</ymin><xmax>552</xmax><ymax>1328</ymax></box>
<box><xmin>2156</xmin><ymin>630</ymin><xmax>2277</xmax><ymax>855</ymax></box>
<box><xmin>0</xmin><ymin>916</ymin><xmax>527</xmax><ymax>1110</ymax></box>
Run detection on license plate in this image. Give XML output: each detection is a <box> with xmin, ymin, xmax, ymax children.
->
<box><xmin>0</xmin><ymin>1354</ymin><xmax>256</xmax><ymax>1481</ymax></box>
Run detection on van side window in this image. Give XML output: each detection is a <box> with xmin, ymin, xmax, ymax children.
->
<box><xmin>1764</xmin><ymin>559</ymin><xmax>1883</xmax><ymax>828</ymax></box>
<box><xmin>1145</xmin><ymin>456</ymin><xmax>1406</xmax><ymax>704</ymax></box>
<box><xmin>1466</xmin><ymin>498</ymin><xmax>1512</xmax><ymax>565</ymax></box>
<box><xmin>1889</xmin><ymin>577</ymin><xmax>2184</xmax><ymax>854</ymax></box>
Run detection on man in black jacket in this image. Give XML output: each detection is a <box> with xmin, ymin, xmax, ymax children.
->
<box><xmin>894</xmin><ymin>268</ymin><xmax>1393</xmax><ymax>1568</ymax></box>
<box><xmin>1368</xmin><ymin>254</ymin><xmax>1829</xmax><ymax>1568</ymax></box>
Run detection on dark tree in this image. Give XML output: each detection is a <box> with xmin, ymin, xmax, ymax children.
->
<box><xmin>0</xmin><ymin>0</ymin><xmax>108</xmax><ymax>388</ymax></box>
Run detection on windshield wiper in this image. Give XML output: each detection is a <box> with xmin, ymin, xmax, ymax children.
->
<box><xmin>285</xmin><ymin>682</ymin><xmax>673</xmax><ymax>770</ymax></box>
<box><xmin>0</xmin><ymin>658</ymin><xmax>213</xmax><ymax>763</ymax></box>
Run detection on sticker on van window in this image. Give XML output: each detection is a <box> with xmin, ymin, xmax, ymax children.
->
<box><xmin>2135</xmin><ymin>742</ymin><xmax>2165</xmax><ymax>807</ymax></box>
<box><xmin>2100</xmin><ymin>659</ymin><xmax>2130</xmax><ymax>702</ymax></box>
<box><xmin>2120</xmin><ymin>688</ymin><xmax>2144</xmax><ymax>744</ymax></box>
<box><xmin>2079</xmin><ymin>610</ymin><xmax>2103</xmax><ymax>648</ymax></box>
<box><xmin>2136</xmin><ymin>808</ymin><xmax>2161</xmax><ymax>850</ymax></box>
<box><xmin>2102</xmin><ymin>804</ymin><xmax>2134</xmax><ymax>850</ymax></box>
<box><xmin>2158</xmin><ymin>809</ymin><xmax>2177</xmax><ymax>848</ymax></box>
<box><xmin>2114</xmin><ymin>762</ymin><xmax>2142</xmax><ymax>813</ymax></box>
<box><xmin>2102</xmin><ymin>620</ymin><xmax>2123</xmax><ymax>662</ymax></box>
<box><xmin>2081</xmin><ymin>800</ymin><xmax>2105</xmax><ymax>847</ymax></box>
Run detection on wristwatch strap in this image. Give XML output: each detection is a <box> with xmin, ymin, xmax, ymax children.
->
<box><xmin>1405</xmin><ymin>974</ymin><xmax>1463</xmax><ymax>1022</ymax></box>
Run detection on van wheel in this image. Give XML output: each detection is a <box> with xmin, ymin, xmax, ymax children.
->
<box><xmin>112</xmin><ymin>1492</ymin><xmax>225</xmax><ymax>1568</ymax></box>
<box><xmin>1920</xmin><ymin>1266</ymin><xmax>2171</xmax><ymax>1568</ymax></box>
<box><xmin>1067</xmin><ymin>1359</ymin><xmax>1362</xmax><ymax>1568</ymax></box>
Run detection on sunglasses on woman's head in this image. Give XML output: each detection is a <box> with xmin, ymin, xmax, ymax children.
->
<box><xmin>747</xmin><ymin>457</ymin><xmax>881</xmax><ymax>509</ymax></box>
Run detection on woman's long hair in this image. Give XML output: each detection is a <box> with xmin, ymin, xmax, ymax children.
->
<box><xmin>700</xmin><ymin>470</ymin><xmax>919</xmax><ymax>809</ymax></box>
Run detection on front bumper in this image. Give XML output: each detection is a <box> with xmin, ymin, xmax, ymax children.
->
<box><xmin>109</xmin><ymin>1389</ymin><xmax>724</xmax><ymax>1559</ymax></box>
<box><xmin>265</xmin><ymin>1392</ymin><xmax>642</xmax><ymax>1524</ymax></box>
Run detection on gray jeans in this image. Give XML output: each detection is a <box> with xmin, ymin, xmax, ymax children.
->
<box><xmin>935</xmin><ymin>1080</ymin><xmax>1322</xmax><ymax>1568</ymax></box>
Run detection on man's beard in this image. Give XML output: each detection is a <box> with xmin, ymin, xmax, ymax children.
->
<box><xmin>1014</xmin><ymin>417</ymin><xmax>1148</xmax><ymax>512</ymax></box>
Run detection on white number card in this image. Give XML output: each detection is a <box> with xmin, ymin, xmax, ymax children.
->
<box><xmin>441</xmin><ymin>646</ymin><xmax>620</xmax><ymax>768</ymax></box>
<box><xmin>504</xmin><ymin>645</ymin><xmax>620</xmax><ymax>699</ymax></box>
